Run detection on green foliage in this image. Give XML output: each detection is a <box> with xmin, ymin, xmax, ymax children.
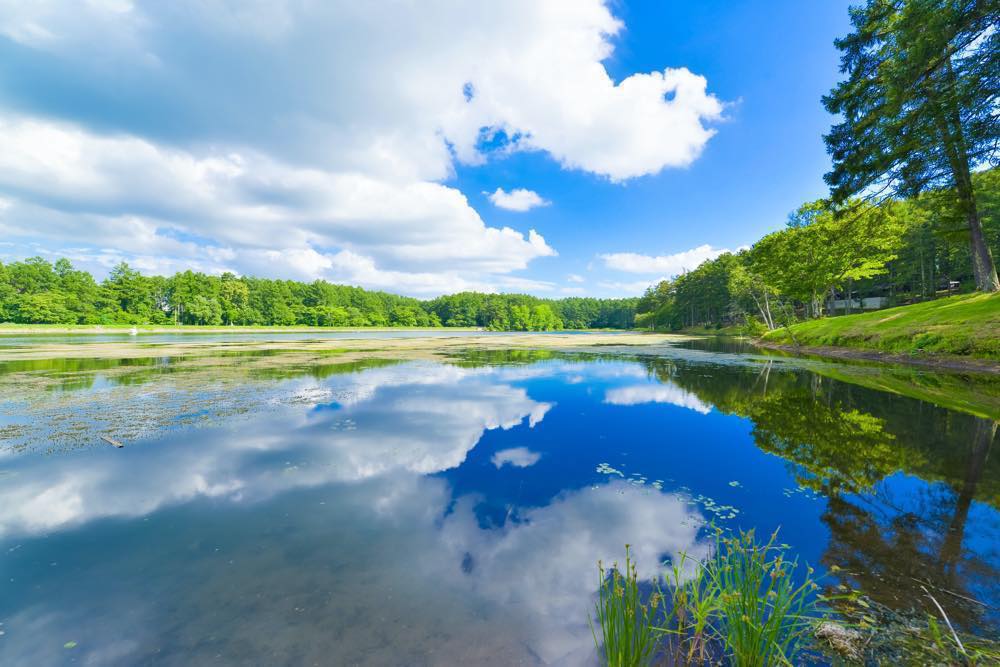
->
<box><xmin>591</xmin><ymin>545</ymin><xmax>662</xmax><ymax>667</ymax></box>
<box><xmin>703</xmin><ymin>529</ymin><xmax>825</xmax><ymax>667</ymax></box>
<box><xmin>635</xmin><ymin>168</ymin><xmax>1000</xmax><ymax>332</ymax></box>
<box><xmin>0</xmin><ymin>258</ymin><xmax>636</xmax><ymax>331</ymax></box>
<box><xmin>424</xmin><ymin>292</ymin><xmax>635</xmax><ymax>331</ymax></box>
<box><xmin>593</xmin><ymin>531</ymin><xmax>827</xmax><ymax>667</ymax></box>
<box><xmin>823</xmin><ymin>0</ymin><xmax>999</xmax><ymax>290</ymax></box>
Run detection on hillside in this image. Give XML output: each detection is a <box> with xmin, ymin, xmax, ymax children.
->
<box><xmin>762</xmin><ymin>293</ymin><xmax>1000</xmax><ymax>360</ymax></box>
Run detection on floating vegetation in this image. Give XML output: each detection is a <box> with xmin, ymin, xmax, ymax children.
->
<box><xmin>0</xmin><ymin>353</ymin><xmax>394</xmax><ymax>454</ymax></box>
<box><xmin>596</xmin><ymin>462</ymin><xmax>625</xmax><ymax>477</ymax></box>
<box><xmin>690</xmin><ymin>493</ymin><xmax>740</xmax><ymax>521</ymax></box>
<box><xmin>782</xmin><ymin>485</ymin><xmax>824</xmax><ymax>501</ymax></box>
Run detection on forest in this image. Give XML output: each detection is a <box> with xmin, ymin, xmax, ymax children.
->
<box><xmin>636</xmin><ymin>168</ymin><xmax>1000</xmax><ymax>332</ymax></box>
<box><xmin>0</xmin><ymin>259</ymin><xmax>637</xmax><ymax>331</ymax></box>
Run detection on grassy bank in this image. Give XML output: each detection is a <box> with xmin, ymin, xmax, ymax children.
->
<box><xmin>762</xmin><ymin>293</ymin><xmax>1000</xmax><ymax>360</ymax></box>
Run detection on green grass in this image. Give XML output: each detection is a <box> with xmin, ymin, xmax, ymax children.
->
<box><xmin>762</xmin><ymin>292</ymin><xmax>1000</xmax><ymax>359</ymax></box>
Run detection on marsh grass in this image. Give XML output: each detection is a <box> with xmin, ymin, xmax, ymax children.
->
<box><xmin>590</xmin><ymin>545</ymin><xmax>662</xmax><ymax>667</ymax></box>
<box><xmin>592</xmin><ymin>529</ymin><xmax>828</xmax><ymax>666</ymax></box>
<box><xmin>704</xmin><ymin>528</ymin><xmax>822</xmax><ymax>666</ymax></box>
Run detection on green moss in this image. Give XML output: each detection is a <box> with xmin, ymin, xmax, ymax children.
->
<box><xmin>763</xmin><ymin>293</ymin><xmax>1000</xmax><ymax>360</ymax></box>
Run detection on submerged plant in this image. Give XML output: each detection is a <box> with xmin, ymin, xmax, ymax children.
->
<box><xmin>590</xmin><ymin>545</ymin><xmax>662</xmax><ymax>667</ymax></box>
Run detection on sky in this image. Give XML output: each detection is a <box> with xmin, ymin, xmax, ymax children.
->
<box><xmin>0</xmin><ymin>0</ymin><xmax>853</xmax><ymax>298</ymax></box>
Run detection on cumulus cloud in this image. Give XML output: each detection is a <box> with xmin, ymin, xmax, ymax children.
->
<box><xmin>487</xmin><ymin>188</ymin><xmax>549</xmax><ymax>212</ymax></box>
<box><xmin>0</xmin><ymin>116</ymin><xmax>555</xmax><ymax>293</ymax></box>
<box><xmin>600</xmin><ymin>244</ymin><xmax>736</xmax><ymax>276</ymax></box>
<box><xmin>567</xmin><ymin>273</ymin><xmax>585</xmax><ymax>283</ymax></box>
<box><xmin>597</xmin><ymin>279</ymin><xmax>664</xmax><ymax>295</ymax></box>
<box><xmin>0</xmin><ymin>1</ymin><xmax>722</xmax><ymax>292</ymax></box>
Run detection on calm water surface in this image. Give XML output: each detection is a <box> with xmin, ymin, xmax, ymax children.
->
<box><xmin>0</xmin><ymin>329</ymin><xmax>611</xmax><ymax>348</ymax></box>
<box><xmin>0</xmin><ymin>341</ymin><xmax>997</xmax><ymax>665</ymax></box>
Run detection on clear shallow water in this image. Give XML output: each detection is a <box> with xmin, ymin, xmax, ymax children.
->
<box><xmin>0</xmin><ymin>346</ymin><xmax>997</xmax><ymax>665</ymax></box>
<box><xmin>0</xmin><ymin>328</ymin><xmax>611</xmax><ymax>348</ymax></box>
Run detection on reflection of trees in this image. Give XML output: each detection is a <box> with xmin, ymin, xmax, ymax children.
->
<box><xmin>751</xmin><ymin>394</ymin><xmax>902</xmax><ymax>494</ymax></box>
<box><xmin>822</xmin><ymin>423</ymin><xmax>997</xmax><ymax>634</ymax></box>
<box><xmin>646</xmin><ymin>359</ymin><xmax>906</xmax><ymax>495</ymax></box>
<box><xmin>645</xmin><ymin>356</ymin><xmax>999</xmax><ymax>633</ymax></box>
<box><xmin>647</xmin><ymin>357</ymin><xmax>1000</xmax><ymax>504</ymax></box>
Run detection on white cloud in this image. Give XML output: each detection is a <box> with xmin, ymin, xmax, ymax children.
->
<box><xmin>605</xmin><ymin>383</ymin><xmax>714</xmax><ymax>414</ymax></box>
<box><xmin>0</xmin><ymin>1</ymin><xmax>723</xmax><ymax>292</ymax></box>
<box><xmin>487</xmin><ymin>188</ymin><xmax>549</xmax><ymax>212</ymax></box>
<box><xmin>597</xmin><ymin>279</ymin><xmax>663</xmax><ymax>295</ymax></box>
<box><xmin>0</xmin><ymin>116</ymin><xmax>555</xmax><ymax>293</ymax></box>
<box><xmin>491</xmin><ymin>447</ymin><xmax>541</xmax><ymax>468</ymax></box>
<box><xmin>567</xmin><ymin>273</ymin><xmax>585</xmax><ymax>283</ymax></box>
<box><xmin>600</xmin><ymin>244</ymin><xmax>736</xmax><ymax>276</ymax></box>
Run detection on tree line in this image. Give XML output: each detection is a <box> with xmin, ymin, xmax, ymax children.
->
<box><xmin>636</xmin><ymin>168</ymin><xmax>999</xmax><ymax>331</ymax></box>
<box><xmin>0</xmin><ymin>259</ymin><xmax>637</xmax><ymax>331</ymax></box>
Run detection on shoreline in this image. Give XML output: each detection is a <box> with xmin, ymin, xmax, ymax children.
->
<box><xmin>755</xmin><ymin>340</ymin><xmax>1000</xmax><ymax>375</ymax></box>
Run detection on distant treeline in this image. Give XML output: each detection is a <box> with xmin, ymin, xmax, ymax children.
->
<box><xmin>637</xmin><ymin>168</ymin><xmax>1000</xmax><ymax>332</ymax></box>
<box><xmin>0</xmin><ymin>260</ymin><xmax>637</xmax><ymax>331</ymax></box>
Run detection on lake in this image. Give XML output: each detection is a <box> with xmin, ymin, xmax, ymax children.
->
<box><xmin>0</xmin><ymin>336</ymin><xmax>997</xmax><ymax>665</ymax></box>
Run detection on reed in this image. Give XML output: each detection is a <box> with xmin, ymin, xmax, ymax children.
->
<box><xmin>704</xmin><ymin>528</ymin><xmax>822</xmax><ymax>666</ymax></box>
<box><xmin>592</xmin><ymin>528</ymin><xmax>826</xmax><ymax>666</ymax></box>
<box><xmin>590</xmin><ymin>545</ymin><xmax>662</xmax><ymax>667</ymax></box>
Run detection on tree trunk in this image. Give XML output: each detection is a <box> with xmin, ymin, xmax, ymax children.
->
<box><xmin>939</xmin><ymin>418</ymin><xmax>995</xmax><ymax>570</ymax></box>
<box><xmin>933</xmin><ymin>62</ymin><xmax>1000</xmax><ymax>292</ymax></box>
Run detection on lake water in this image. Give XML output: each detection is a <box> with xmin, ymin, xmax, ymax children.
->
<box><xmin>0</xmin><ymin>339</ymin><xmax>997</xmax><ymax>665</ymax></box>
<box><xmin>0</xmin><ymin>329</ymin><xmax>611</xmax><ymax>348</ymax></box>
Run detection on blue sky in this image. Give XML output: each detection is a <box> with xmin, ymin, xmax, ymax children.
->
<box><xmin>0</xmin><ymin>0</ymin><xmax>852</xmax><ymax>297</ymax></box>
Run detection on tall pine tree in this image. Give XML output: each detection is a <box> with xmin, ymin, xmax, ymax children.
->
<box><xmin>824</xmin><ymin>0</ymin><xmax>1000</xmax><ymax>291</ymax></box>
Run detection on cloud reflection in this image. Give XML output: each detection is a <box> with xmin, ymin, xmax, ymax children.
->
<box><xmin>0</xmin><ymin>362</ymin><xmax>552</xmax><ymax>538</ymax></box>
<box><xmin>604</xmin><ymin>383</ymin><xmax>713</xmax><ymax>414</ymax></box>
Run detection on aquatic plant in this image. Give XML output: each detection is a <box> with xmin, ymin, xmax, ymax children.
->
<box><xmin>656</xmin><ymin>551</ymin><xmax>722</xmax><ymax>664</ymax></box>
<box><xmin>704</xmin><ymin>528</ymin><xmax>822</xmax><ymax>666</ymax></box>
<box><xmin>590</xmin><ymin>545</ymin><xmax>662</xmax><ymax>667</ymax></box>
<box><xmin>591</xmin><ymin>529</ymin><xmax>828</xmax><ymax>666</ymax></box>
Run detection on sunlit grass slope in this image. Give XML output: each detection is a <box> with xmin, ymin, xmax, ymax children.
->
<box><xmin>763</xmin><ymin>292</ymin><xmax>1000</xmax><ymax>360</ymax></box>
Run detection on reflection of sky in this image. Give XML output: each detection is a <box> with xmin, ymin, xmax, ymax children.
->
<box><xmin>0</xmin><ymin>362</ymin><xmax>553</xmax><ymax>537</ymax></box>
<box><xmin>1</xmin><ymin>357</ymin><xmax>997</xmax><ymax>663</ymax></box>
<box><xmin>0</xmin><ymin>359</ymin><xmax>710</xmax><ymax>665</ymax></box>
<box><xmin>604</xmin><ymin>382</ymin><xmax>713</xmax><ymax>414</ymax></box>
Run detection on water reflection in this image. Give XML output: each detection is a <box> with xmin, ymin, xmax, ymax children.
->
<box><xmin>0</xmin><ymin>351</ymin><xmax>997</xmax><ymax>664</ymax></box>
<box><xmin>0</xmin><ymin>362</ymin><xmax>552</xmax><ymax>537</ymax></box>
